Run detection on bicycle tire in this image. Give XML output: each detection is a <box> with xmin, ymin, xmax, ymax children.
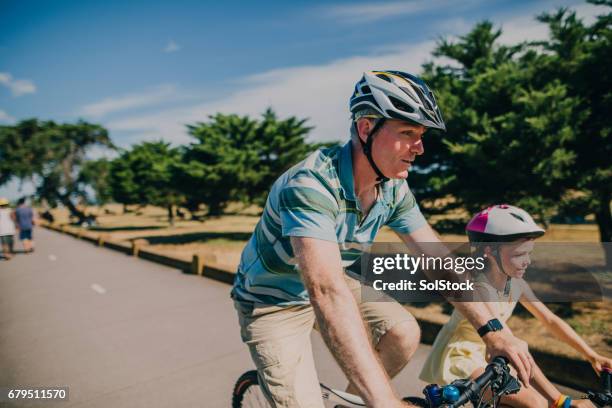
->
<box><xmin>232</xmin><ymin>370</ymin><xmax>272</xmax><ymax>408</ymax></box>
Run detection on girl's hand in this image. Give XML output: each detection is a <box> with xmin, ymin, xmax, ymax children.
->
<box><xmin>589</xmin><ymin>353</ymin><xmax>612</xmax><ymax>375</ymax></box>
<box><xmin>570</xmin><ymin>398</ymin><xmax>596</xmax><ymax>408</ymax></box>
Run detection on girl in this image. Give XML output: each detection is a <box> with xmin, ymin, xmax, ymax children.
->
<box><xmin>419</xmin><ymin>204</ymin><xmax>611</xmax><ymax>408</ymax></box>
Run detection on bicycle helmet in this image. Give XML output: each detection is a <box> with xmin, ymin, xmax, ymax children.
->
<box><xmin>350</xmin><ymin>71</ymin><xmax>446</xmax><ymax>131</ymax></box>
<box><xmin>466</xmin><ymin>204</ymin><xmax>545</xmax><ymax>243</ymax></box>
<box><xmin>349</xmin><ymin>71</ymin><xmax>446</xmax><ymax>183</ymax></box>
<box><xmin>467</xmin><ymin>205</ymin><xmax>544</xmax><ymax>295</ymax></box>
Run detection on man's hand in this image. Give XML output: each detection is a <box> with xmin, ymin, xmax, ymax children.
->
<box><xmin>588</xmin><ymin>353</ymin><xmax>612</xmax><ymax>375</ymax></box>
<box><xmin>483</xmin><ymin>330</ymin><xmax>535</xmax><ymax>387</ymax></box>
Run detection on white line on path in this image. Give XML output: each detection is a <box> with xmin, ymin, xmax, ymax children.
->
<box><xmin>90</xmin><ymin>283</ymin><xmax>107</xmax><ymax>294</ymax></box>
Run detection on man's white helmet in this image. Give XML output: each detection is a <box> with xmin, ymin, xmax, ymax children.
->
<box><xmin>350</xmin><ymin>70</ymin><xmax>446</xmax><ymax>131</ymax></box>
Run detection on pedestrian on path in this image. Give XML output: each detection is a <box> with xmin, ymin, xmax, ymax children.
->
<box><xmin>0</xmin><ymin>198</ymin><xmax>16</xmax><ymax>260</ymax></box>
<box><xmin>14</xmin><ymin>198</ymin><xmax>37</xmax><ymax>253</ymax></box>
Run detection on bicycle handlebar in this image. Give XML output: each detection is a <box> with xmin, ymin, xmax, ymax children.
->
<box><xmin>422</xmin><ymin>356</ymin><xmax>516</xmax><ymax>407</ymax></box>
<box><xmin>449</xmin><ymin>356</ymin><xmax>511</xmax><ymax>408</ymax></box>
<box><xmin>423</xmin><ymin>360</ymin><xmax>612</xmax><ymax>407</ymax></box>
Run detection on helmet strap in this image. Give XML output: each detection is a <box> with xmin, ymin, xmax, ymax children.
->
<box><xmin>491</xmin><ymin>247</ymin><xmax>512</xmax><ymax>296</ymax></box>
<box><xmin>354</xmin><ymin>118</ymin><xmax>389</xmax><ymax>183</ymax></box>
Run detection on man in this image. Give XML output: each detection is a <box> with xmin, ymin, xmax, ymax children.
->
<box><xmin>0</xmin><ymin>198</ymin><xmax>16</xmax><ymax>260</ymax></box>
<box><xmin>14</xmin><ymin>197</ymin><xmax>36</xmax><ymax>253</ymax></box>
<box><xmin>231</xmin><ymin>71</ymin><xmax>535</xmax><ymax>407</ymax></box>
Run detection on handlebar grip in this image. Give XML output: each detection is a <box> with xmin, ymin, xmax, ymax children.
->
<box><xmin>602</xmin><ymin>368</ymin><xmax>611</xmax><ymax>393</ymax></box>
<box><xmin>448</xmin><ymin>357</ymin><xmax>509</xmax><ymax>407</ymax></box>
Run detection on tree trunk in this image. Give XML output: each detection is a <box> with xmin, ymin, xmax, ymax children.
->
<box><xmin>60</xmin><ymin>194</ymin><xmax>87</xmax><ymax>224</ymax></box>
<box><xmin>167</xmin><ymin>204</ymin><xmax>174</xmax><ymax>226</ymax></box>
<box><xmin>595</xmin><ymin>191</ymin><xmax>612</xmax><ymax>269</ymax></box>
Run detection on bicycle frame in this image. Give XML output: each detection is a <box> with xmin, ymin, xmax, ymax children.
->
<box><xmin>320</xmin><ymin>383</ymin><xmax>366</xmax><ymax>407</ymax></box>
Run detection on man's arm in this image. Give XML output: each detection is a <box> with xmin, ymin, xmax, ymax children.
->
<box><xmin>395</xmin><ymin>224</ymin><xmax>535</xmax><ymax>386</ymax></box>
<box><xmin>291</xmin><ymin>236</ymin><xmax>411</xmax><ymax>408</ymax></box>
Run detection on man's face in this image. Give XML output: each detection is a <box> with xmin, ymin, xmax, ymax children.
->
<box><xmin>359</xmin><ymin>118</ymin><xmax>426</xmax><ymax>179</ymax></box>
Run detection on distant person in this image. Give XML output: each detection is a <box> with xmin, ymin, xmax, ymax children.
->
<box><xmin>0</xmin><ymin>198</ymin><xmax>16</xmax><ymax>260</ymax></box>
<box><xmin>14</xmin><ymin>198</ymin><xmax>36</xmax><ymax>253</ymax></box>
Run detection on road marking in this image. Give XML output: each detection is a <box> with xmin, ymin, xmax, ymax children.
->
<box><xmin>90</xmin><ymin>283</ymin><xmax>107</xmax><ymax>294</ymax></box>
<box><xmin>48</xmin><ymin>254</ymin><xmax>57</xmax><ymax>261</ymax></box>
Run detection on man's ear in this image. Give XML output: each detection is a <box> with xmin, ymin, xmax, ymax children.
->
<box><xmin>356</xmin><ymin>118</ymin><xmax>373</xmax><ymax>142</ymax></box>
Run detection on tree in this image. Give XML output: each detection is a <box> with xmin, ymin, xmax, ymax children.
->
<box><xmin>413</xmin><ymin>3</ymin><xmax>611</xmax><ymax>267</ymax></box>
<box><xmin>109</xmin><ymin>141</ymin><xmax>182</xmax><ymax>223</ymax></box>
<box><xmin>174</xmin><ymin>109</ymin><xmax>320</xmax><ymax>216</ymax></box>
<box><xmin>78</xmin><ymin>159</ymin><xmax>112</xmax><ymax>205</ymax></box>
<box><xmin>109</xmin><ymin>153</ymin><xmax>139</xmax><ymax>212</ymax></box>
<box><xmin>0</xmin><ymin>119</ymin><xmax>50</xmax><ymax>186</ymax></box>
<box><xmin>536</xmin><ymin>1</ymin><xmax>612</xmax><ymax>264</ymax></box>
<box><xmin>0</xmin><ymin>119</ymin><xmax>114</xmax><ymax>223</ymax></box>
<box><xmin>173</xmin><ymin>114</ymin><xmax>260</xmax><ymax>216</ymax></box>
<box><xmin>415</xmin><ymin>22</ymin><xmax>579</xmax><ymax>224</ymax></box>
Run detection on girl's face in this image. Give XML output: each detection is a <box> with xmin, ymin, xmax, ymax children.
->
<box><xmin>497</xmin><ymin>239</ymin><xmax>535</xmax><ymax>279</ymax></box>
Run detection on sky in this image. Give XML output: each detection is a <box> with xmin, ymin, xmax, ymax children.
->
<box><xmin>0</xmin><ymin>0</ymin><xmax>606</xmax><ymax>199</ymax></box>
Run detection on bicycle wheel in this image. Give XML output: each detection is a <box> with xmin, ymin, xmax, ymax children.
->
<box><xmin>403</xmin><ymin>396</ymin><xmax>429</xmax><ymax>407</ymax></box>
<box><xmin>232</xmin><ymin>370</ymin><xmax>272</xmax><ymax>408</ymax></box>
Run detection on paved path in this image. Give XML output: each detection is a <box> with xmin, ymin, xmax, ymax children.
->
<box><xmin>1</xmin><ymin>228</ymin><xmax>431</xmax><ymax>407</ymax></box>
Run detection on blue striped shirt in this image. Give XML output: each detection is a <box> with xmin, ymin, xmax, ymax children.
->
<box><xmin>231</xmin><ymin>141</ymin><xmax>427</xmax><ymax>305</ymax></box>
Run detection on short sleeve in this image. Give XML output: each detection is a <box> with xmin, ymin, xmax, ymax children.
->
<box><xmin>279</xmin><ymin>175</ymin><xmax>339</xmax><ymax>243</ymax></box>
<box><xmin>386</xmin><ymin>181</ymin><xmax>427</xmax><ymax>234</ymax></box>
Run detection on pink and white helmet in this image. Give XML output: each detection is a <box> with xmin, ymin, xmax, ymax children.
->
<box><xmin>466</xmin><ymin>204</ymin><xmax>545</xmax><ymax>242</ymax></box>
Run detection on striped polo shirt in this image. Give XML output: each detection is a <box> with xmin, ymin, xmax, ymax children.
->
<box><xmin>231</xmin><ymin>140</ymin><xmax>427</xmax><ymax>305</ymax></box>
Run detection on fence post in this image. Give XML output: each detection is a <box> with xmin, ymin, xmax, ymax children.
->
<box><xmin>192</xmin><ymin>254</ymin><xmax>204</xmax><ymax>276</ymax></box>
<box><xmin>131</xmin><ymin>240</ymin><xmax>140</xmax><ymax>256</ymax></box>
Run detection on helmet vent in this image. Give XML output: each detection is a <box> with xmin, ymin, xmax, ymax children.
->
<box><xmin>510</xmin><ymin>212</ymin><xmax>526</xmax><ymax>222</ymax></box>
<box><xmin>389</xmin><ymin>96</ymin><xmax>414</xmax><ymax>113</ymax></box>
<box><xmin>361</xmin><ymin>85</ymin><xmax>371</xmax><ymax>94</ymax></box>
<box><xmin>376</xmin><ymin>73</ymin><xmax>392</xmax><ymax>83</ymax></box>
<box><xmin>399</xmin><ymin>86</ymin><xmax>420</xmax><ymax>104</ymax></box>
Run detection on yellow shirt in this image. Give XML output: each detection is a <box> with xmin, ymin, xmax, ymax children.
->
<box><xmin>419</xmin><ymin>276</ymin><xmax>524</xmax><ymax>385</ymax></box>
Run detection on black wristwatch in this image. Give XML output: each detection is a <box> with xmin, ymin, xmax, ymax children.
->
<box><xmin>477</xmin><ymin>318</ymin><xmax>503</xmax><ymax>337</ymax></box>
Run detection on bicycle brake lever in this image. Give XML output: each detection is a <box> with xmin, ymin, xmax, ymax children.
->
<box><xmin>496</xmin><ymin>377</ymin><xmax>521</xmax><ymax>396</ymax></box>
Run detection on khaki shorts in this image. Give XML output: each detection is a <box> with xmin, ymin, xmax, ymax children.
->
<box><xmin>234</xmin><ymin>276</ymin><xmax>417</xmax><ymax>407</ymax></box>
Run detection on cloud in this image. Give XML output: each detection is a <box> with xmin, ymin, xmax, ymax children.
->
<box><xmin>322</xmin><ymin>0</ymin><xmax>483</xmax><ymax>23</ymax></box>
<box><xmin>107</xmin><ymin>41</ymin><xmax>435</xmax><ymax>145</ymax></box>
<box><xmin>0</xmin><ymin>72</ymin><xmax>36</xmax><ymax>96</ymax></box>
<box><xmin>164</xmin><ymin>40</ymin><xmax>181</xmax><ymax>53</ymax></box>
<box><xmin>80</xmin><ymin>84</ymin><xmax>184</xmax><ymax>118</ymax></box>
<box><xmin>0</xmin><ymin>109</ymin><xmax>16</xmax><ymax>123</ymax></box>
<box><xmin>106</xmin><ymin>1</ymin><xmax>608</xmax><ymax>147</ymax></box>
<box><xmin>0</xmin><ymin>178</ymin><xmax>36</xmax><ymax>201</ymax></box>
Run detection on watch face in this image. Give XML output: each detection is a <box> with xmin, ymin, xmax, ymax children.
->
<box><xmin>491</xmin><ymin>319</ymin><xmax>503</xmax><ymax>331</ymax></box>
<box><xmin>478</xmin><ymin>319</ymin><xmax>503</xmax><ymax>337</ymax></box>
